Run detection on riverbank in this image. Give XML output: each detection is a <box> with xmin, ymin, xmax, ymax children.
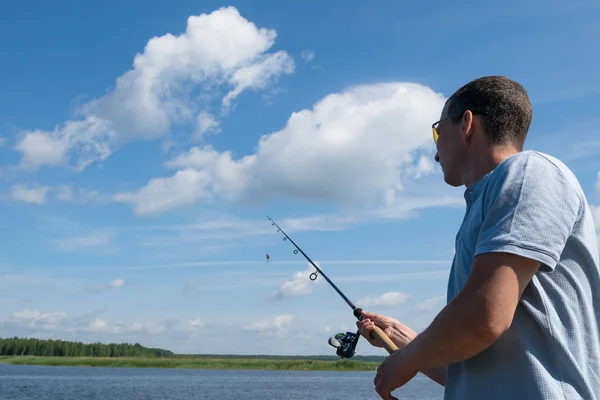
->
<box><xmin>0</xmin><ymin>356</ymin><xmax>380</xmax><ymax>371</ymax></box>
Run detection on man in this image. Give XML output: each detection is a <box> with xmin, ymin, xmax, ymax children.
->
<box><xmin>358</xmin><ymin>76</ymin><xmax>600</xmax><ymax>400</ymax></box>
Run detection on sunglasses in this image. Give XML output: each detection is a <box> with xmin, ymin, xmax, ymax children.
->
<box><xmin>431</xmin><ymin>111</ymin><xmax>486</xmax><ymax>144</ymax></box>
<box><xmin>431</xmin><ymin>113</ymin><xmax>462</xmax><ymax>144</ymax></box>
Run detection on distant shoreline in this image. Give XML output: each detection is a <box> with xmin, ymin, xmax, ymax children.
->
<box><xmin>0</xmin><ymin>356</ymin><xmax>380</xmax><ymax>371</ymax></box>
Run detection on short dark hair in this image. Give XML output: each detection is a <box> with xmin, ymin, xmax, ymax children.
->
<box><xmin>445</xmin><ymin>76</ymin><xmax>532</xmax><ymax>150</ymax></box>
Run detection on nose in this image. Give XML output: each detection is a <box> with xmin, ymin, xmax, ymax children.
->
<box><xmin>434</xmin><ymin>152</ymin><xmax>440</xmax><ymax>163</ymax></box>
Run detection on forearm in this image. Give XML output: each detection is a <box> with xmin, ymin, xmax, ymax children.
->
<box><xmin>388</xmin><ymin>329</ymin><xmax>447</xmax><ymax>386</ymax></box>
<box><xmin>402</xmin><ymin>292</ymin><xmax>506</xmax><ymax>372</ymax></box>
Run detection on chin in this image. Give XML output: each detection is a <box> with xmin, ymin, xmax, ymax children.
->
<box><xmin>443</xmin><ymin>173</ymin><xmax>462</xmax><ymax>187</ymax></box>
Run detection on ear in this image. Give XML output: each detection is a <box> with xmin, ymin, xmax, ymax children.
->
<box><xmin>461</xmin><ymin>110</ymin><xmax>474</xmax><ymax>141</ymax></box>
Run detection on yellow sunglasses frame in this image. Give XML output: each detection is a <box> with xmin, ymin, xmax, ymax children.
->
<box><xmin>431</xmin><ymin>111</ymin><xmax>484</xmax><ymax>144</ymax></box>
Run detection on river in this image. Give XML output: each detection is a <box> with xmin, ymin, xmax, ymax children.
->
<box><xmin>0</xmin><ymin>364</ymin><xmax>444</xmax><ymax>399</ymax></box>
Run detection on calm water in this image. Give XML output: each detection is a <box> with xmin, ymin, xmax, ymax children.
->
<box><xmin>0</xmin><ymin>364</ymin><xmax>444</xmax><ymax>399</ymax></box>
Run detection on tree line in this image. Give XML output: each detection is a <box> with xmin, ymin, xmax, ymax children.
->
<box><xmin>0</xmin><ymin>337</ymin><xmax>174</xmax><ymax>358</ymax></box>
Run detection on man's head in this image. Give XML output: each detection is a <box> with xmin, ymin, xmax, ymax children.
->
<box><xmin>433</xmin><ymin>76</ymin><xmax>533</xmax><ymax>187</ymax></box>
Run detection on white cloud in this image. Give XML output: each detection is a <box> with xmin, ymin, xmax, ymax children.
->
<box><xmin>189</xmin><ymin>318</ymin><xmax>204</xmax><ymax>330</ymax></box>
<box><xmin>14</xmin><ymin>129</ymin><xmax>70</xmax><ymax>168</ymax></box>
<box><xmin>86</xmin><ymin>318</ymin><xmax>112</xmax><ymax>333</ymax></box>
<box><xmin>14</xmin><ymin>6</ymin><xmax>294</xmax><ymax>171</ymax></box>
<box><xmin>592</xmin><ymin>171</ymin><xmax>600</xmax><ymax>248</ymax></box>
<box><xmin>408</xmin><ymin>155</ymin><xmax>437</xmax><ymax>180</ymax></box>
<box><xmin>11</xmin><ymin>309</ymin><xmax>68</xmax><ymax>331</ymax></box>
<box><xmin>416</xmin><ymin>295</ymin><xmax>446</xmax><ymax>311</ymax></box>
<box><xmin>269</xmin><ymin>264</ymin><xmax>324</xmax><ymax>301</ymax></box>
<box><xmin>268</xmin><ymin>195</ymin><xmax>462</xmax><ymax>233</ymax></box>
<box><xmin>54</xmin><ymin>184</ymin><xmax>105</xmax><ymax>204</ymax></box>
<box><xmin>243</xmin><ymin>315</ymin><xmax>293</xmax><ymax>337</ymax></box>
<box><xmin>10</xmin><ymin>184</ymin><xmax>50</xmax><ymax>204</ymax></box>
<box><xmin>591</xmin><ymin>205</ymin><xmax>600</xmax><ymax>230</ymax></box>
<box><xmin>222</xmin><ymin>50</ymin><xmax>294</xmax><ymax>110</ymax></box>
<box><xmin>0</xmin><ymin>274</ymin><xmax>61</xmax><ymax>286</ymax></box>
<box><xmin>54</xmin><ymin>231</ymin><xmax>113</xmax><ymax>252</ymax></box>
<box><xmin>195</xmin><ymin>111</ymin><xmax>220</xmax><ymax>139</ymax></box>
<box><xmin>113</xmin><ymin>168</ymin><xmax>213</xmax><ymax>216</ymax></box>
<box><xmin>119</xmin><ymin>81</ymin><xmax>447</xmax><ymax>216</ymax></box>
<box><xmin>86</xmin><ymin>278</ymin><xmax>125</xmax><ymax>294</ymax></box>
<box><xmin>3</xmin><ymin>308</ymin><xmax>167</xmax><ymax>337</ymax></box>
<box><xmin>301</xmin><ymin>50</ymin><xmax>315</xmax><ymax>63</ymax></box>
<box><xmin>356</xmin><ymin>292</ymin><xmax>411</xmax><ymax>308</ymax></box>
<box><xmin>15</xmin><ymin>117</ymin><xmax>113</xmax><ymax>171</ymax></box>
<box><xmin>109</xmin><ymin>279</ymin><xmax>124</xmax><ymax>289</ymax></box>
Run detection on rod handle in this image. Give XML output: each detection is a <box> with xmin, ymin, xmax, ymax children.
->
<box><xmin>354</xmin><ymin>308</ymin><xmax>399</xmax><ymax>354</ymax></box>
<box><xmin>370</xmin><ymin>326</ymin><xmax>399</xmax><ymax>354</ymax></box>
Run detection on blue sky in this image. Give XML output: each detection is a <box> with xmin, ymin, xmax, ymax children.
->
<box><xmin>0</xmin><ymin>0</ymin><xmax>599</xmax><ymax>355</ymax></box>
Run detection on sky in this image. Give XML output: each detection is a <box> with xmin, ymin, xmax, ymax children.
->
<box><xmin>0</xmin><ymin>0</ymin><xmax>599</xmax><ymax>356</ymax></box>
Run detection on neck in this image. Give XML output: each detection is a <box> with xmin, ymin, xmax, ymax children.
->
<box><xmin>462</xmin><ymin>144</ymin><xmax>520</xmax><ymax>188</ymax></box>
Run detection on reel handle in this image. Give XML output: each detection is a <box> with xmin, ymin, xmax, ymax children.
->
<box><xmin>354</xmin><ymin>307</ymin><xmax>399</xmax><ymax>354</ymax></box>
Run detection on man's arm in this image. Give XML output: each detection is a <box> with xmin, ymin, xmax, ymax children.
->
<box><xmin>358</xmin><ymin>311</ymin><xmax>448</xmax><ymax>386</ymax></box>
<box><xmin>419</xmin><ymin>365</ymin><xmax>447</xmax><ymax>386</ymax></box>
<box><xmin>401</xmin><ymin>251</ymin><xmax>541</xmax><ymax>371</ymax></box>
<box><xmin>402</xmin><ymin>155</ymin><xmax>580</xmax><ymax>371</ymax></box>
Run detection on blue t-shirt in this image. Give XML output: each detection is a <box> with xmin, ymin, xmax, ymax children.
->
<box><xmin>445</xmin><ymin>150</ymin><xmax>600</xmax><ymax>399</ymax></box>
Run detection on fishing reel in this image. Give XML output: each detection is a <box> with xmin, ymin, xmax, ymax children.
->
<box><xmin>327</xmin><ymin>330</ymin><xmax>360</xmax><ymax>359</ymax></box>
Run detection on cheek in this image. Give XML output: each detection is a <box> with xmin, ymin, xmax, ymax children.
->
<box><xmin>437</xmin><ymin>140</ymin><xmax>449</xmax><ymax>158</ymax></box>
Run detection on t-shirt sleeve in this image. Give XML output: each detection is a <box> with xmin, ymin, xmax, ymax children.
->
<box><xmin>474</xmin><ymin>154</ymin><xmax>581</xmax><ymax>271</ymax></box>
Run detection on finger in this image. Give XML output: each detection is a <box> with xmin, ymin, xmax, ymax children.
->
<box><xmin>356</xmin><ymin>319</ymin><xmax>372</xmax><ymax>330</ymax></box>
<box><xmin>358</xmin><ymin>321</ymin><xmax>374</xmax><ymax>333</ymax></box>
<box><xmin>358</xmin><ymin>322</ymin><xmax>376</xmax><ymax>340</ymax></box>
<box><xmin>360</xmin><ymin>310</ymin><xmax>377</xmax><ymax>319</ymax></box>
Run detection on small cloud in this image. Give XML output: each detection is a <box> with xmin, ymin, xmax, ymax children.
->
<box><xmin>87</xmin><ymin>318</ymin><xmax>112</xmax><ymax>333</ymax></box>
<box><xmin>54</xmin><ymin>185</ymin><xmax>104</xmax><ymax>204</ymax></box>
<box><xmin>182</xmin><ymin>279</ymin><xmax>197</xmax><ymax>292</ymax></box>
<box><xmin>416</xmin><ymin>295</ymin><xmax>446</xmax><ymax>311</ymax></box>
<box><xmin>189</xmin><ymin>318</ymin><xmax>204</xmax><ymax>329</ymax></box>
<box><xmin>54</xmin><ymin>231</ymin><xmax>113</xmax><ymax>252</ymax></box>
<box><xmin>11</xmin><ymin>309</ymin><xmax>68</xmax><ymax>331</ymax></box>
<box><xmin>86</xmin><ymin>278</ymin><xmax>125</xmax><ymax>294</ymax></box>
<box><xmin>14</xmin><ymin>129</ymin><xmax>71</xmax><ymax>170</ymax></box>
<box><xmin>591</xmin><ymin>205</ymin><xmax>600</xmax><ymax>230</ymax></box>
<box><xmin>269</xmin><ymin>263</ymin><xmax>323</xmax><ymax>301</ymax></box>
<box><xmin>194</xmin><ymin>111</ymin><xmax>220</xmax><ymax>139</ymax></box>
<box><xmin>10</xmin><ymin>184</ymin><xmax>49</xmax><ymax>204</ymax></box>
<box><xmin>356</xmin><ymin>292</ymin><xmax>411</xmax><ymax>308</ymax></box>
<box><xmin>112</xmin><ymin>168</ymin><xmax>213</xmax><ymax>217</ymax></box>
<box><xmin>243</xmin><ymin>315</ymin><xmax>293</xmax><ymax>337</ymax></box>
<box><xmin>409</xmin><ymin>155</ymin><xmax>437</xmax><ymax>179</ymax></box>
<box><xmin>301</xmin><ymin>50</ymin><xmax>314</xmax><ymax>63</ymax></box>
<box><xmin>0</xmin><ymin>137</ymin><xmax>5</xmax><ymax>147</ymax></box>
<box><xmin>110</xmin><ymin>279</ymin><xmax>124</xmax><ymax>289</ymax></box>
<box><xmin>188</xmin><ymin>318</ymin><xmax>204</xmax><ymax>337</ymax></box>
<box><xmin>0</xmin><ymin>274</ymin><xmax>60</xmax><ymax>286</ymax></box>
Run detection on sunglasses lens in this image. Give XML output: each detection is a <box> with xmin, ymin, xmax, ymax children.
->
<box><xmin>432</xmin><ymin>127</ymin><xmax>439</xmax><ymax>144</ymax></box>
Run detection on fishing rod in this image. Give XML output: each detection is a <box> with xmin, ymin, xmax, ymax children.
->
<box><xmin>267</xmin><ymin>216</ymin><xmax>399</xmax><ymax>358</ymax></box>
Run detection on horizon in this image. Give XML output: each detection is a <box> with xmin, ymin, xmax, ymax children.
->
<box><xmin>1</xmin><ymin>0</ymin><xmax>599</xmax><ymax>357</ymax></box>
